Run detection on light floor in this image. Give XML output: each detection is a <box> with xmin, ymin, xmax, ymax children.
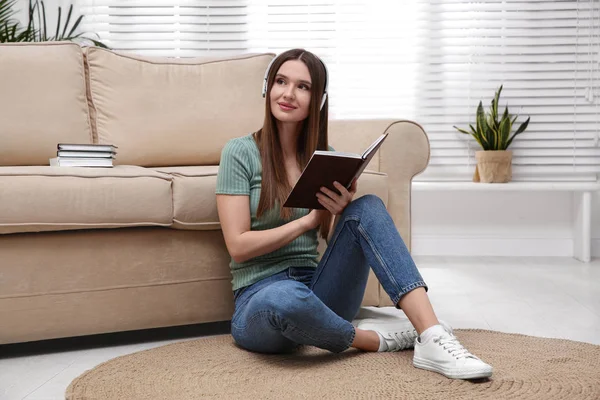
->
<box><xmin>1</xmin><ymin>256</ymin><xmax>599</xmax><ymax>400</ymax></box>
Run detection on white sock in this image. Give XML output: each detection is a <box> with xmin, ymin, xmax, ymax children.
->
<box><xmin>418</xmin><ymin>324</ymin><xmax>448</xmax><ymax>344</ymax></box>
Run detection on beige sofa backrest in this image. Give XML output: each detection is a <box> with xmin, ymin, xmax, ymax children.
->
<box><xmin>0</xmin><ymin>42</ymin><xmax>94</xmax><ymax>166</ymax></box>
<box><xmin>0</xmin><ymin>42</ymin><xmax>274</xmax><ymax>167</ymax></box>
<box><xmin>85</xmin><ymin>48</ymin><xmax>274</xmax><ymax>166</ymax></box>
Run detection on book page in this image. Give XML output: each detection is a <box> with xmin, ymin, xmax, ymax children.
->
<box><xmin>361</xmin><ymin>133</ymin><xmax>389</xmax><ymax>159</ymax></box>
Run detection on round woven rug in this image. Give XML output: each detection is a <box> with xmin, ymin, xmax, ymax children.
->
<box><xmin>66</xmin><ymin>329</ymin><xmax>600</xmax><ymax>399</ymax></box>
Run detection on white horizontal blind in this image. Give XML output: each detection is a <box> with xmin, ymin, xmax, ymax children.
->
<box><xmin>247</xmin><ymin>1</ymin><xmax>422</xmax><ymax>121</ymax></box>
<box><xmin>416</xmin><ymin>0</ymin><xmax>600</xmax><ymax>181</ymax></box>
<box><xmin>247</xmin><ymin>0</ymin><xmax>600</xmax><ymax>181</ymax></box>
<box><xmin>79</xmin><ymin>0</ymin><xmax>249</xmax><ymax>57</ymax></box>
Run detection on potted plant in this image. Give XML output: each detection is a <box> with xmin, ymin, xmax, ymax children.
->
<box><xmin>1</xmin><ymin>0</ymin><xmax>106</xmax><ymax>47</ymax></box>
<box><xmin>454</xmin><ymin>85</ymin><xmax>530</xmax><ymax>183</ymax></box>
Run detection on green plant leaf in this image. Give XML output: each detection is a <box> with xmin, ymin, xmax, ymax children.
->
<box><xmin>476</xmin><ymin>101</ymin><xmax>486</xmax><ymax>134</ymax></box>
<box><xmin>514</xmin><ymin>116</ymin><xmax>530</xmax><ymax>135</ymax></box>
<box><xmin>477</xmin><ymin>101</ymin><xmax>493</xmax><ymax>150</ymax></box>
<box><xmin>498</xmin><ymin>114</ymin><xmax>511</xmax><ymax>150</ymax></box>
<box><xmin>453</xmin><ymin>126</ymin><xmax>472</xmax><ymax>135</ymax></box>
<box><xmin>54</xmin><ymin>5</ymin><xmax>60</xmax><ymax>39</ymax></box>
<box><xmin>66</xmin><ymin>13</ymin><xmax>83</xmax><ymax>38</ymax></box>
<box><xmin>41</xmin><ymin>0</ymin><xmax>47</xmax><ymax>40</ymax></box>
<box><xmin>466</xmin><ymin>123</ymin><xmax>484</xmax><ymax>149</ymax></box>
<box><xmin>499</xmin><ymin>106</ymin><xmax>510</xmax><ymax>148</ymax></box>
<box><xmin>506</xmin><ymin>116</ymin><xmax>531</xmax><ymax>148</ymax></box>
<box><xmin>88</xmin><ymin>38</ymin><xmax>108</xmax><ymax>48</ymax></box>
<box><xmin>475</xmin><ymin>107</ymin><xmax>488</xmax><ymax>150</ymax></box>
<box><xmin>456</xmin><ymin>84</ymin><xmax>530</xmax><ymax>152</ymax></box>
<box><xmin>1</xmin><ymin>21</ymin><xmax>15</xmax><ymax>41</ymax></box>
<box><xmin>0</xmin><ymin>0</ymin><xmax>17</xmax><ymax>24</ymax></box>
<box><xmin>8</xmin><ymin>0</ymin><xmax>107</xmax><ymax>47</ymax></box>
<box><xmin>31</xmin><ymin>0</ymin><xmax>42</xmax><ymax>41</ymax></box>
<box><xmin>62</xmin><ymin>3</ymin><xmax>71</xmax><ymax>37</ymax></box>
<box><xmin>0</xmin><ymin>0</ymin><xmax>33</xmax><ymax>42</ymax></box>
<box><xmin>490</xmin><ymin>85</ymin><xmax>502</xmax><ymax>130</ymax></box>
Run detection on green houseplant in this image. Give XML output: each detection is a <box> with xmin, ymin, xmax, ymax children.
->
<box><xmin>1</xmin><ymin>0</ymin><xmax>106</xmax><ymax>47</ymax></box>
<box><xmin>453</xmin><ymin>85</ymin><xmax>530</xmax><ymax>183</ymax></box>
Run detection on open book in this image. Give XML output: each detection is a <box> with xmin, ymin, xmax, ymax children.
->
<box><xmin>283</xmin><ymin>132</ymin><xmax>388</xmax><ymax>209</ymax></box>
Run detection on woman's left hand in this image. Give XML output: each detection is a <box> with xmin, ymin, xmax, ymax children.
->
<box><xmin>316</xmin><ymin>179</ymin><xmax>358</xmax><ymax>215</ymax></box>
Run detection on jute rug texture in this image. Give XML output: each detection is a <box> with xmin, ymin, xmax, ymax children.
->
<box><xmin>66</xmin><ymin>329</ymin><xmax>600</xmax><ymax>399</ymax></box>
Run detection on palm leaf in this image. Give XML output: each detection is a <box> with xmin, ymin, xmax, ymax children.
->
<box><xmin>40</xmin><ymin>0</ymin><xmax>47</xmax><ymax>40</ymax></box>
<box><xmin>66</xmin><ymin>13</ymin><xmax>83</xmax><ymax>38</ymax></box>
<box><xmin>54</xmin><ymin>4</ymin><xmax>60</xmax><ymax>39</ymax></box>
<box><xmin>0</xmin><ymin>0</ymin><xmax>17</xmax><ymax>25</ymax></box>
<box><xmin>0</xmin><ymin>0</ymin><xmax>26</xmax><ymax>43</ymax></box>
<box><xmin>0</xmin><ymin>21</ymin><xmax>17</xmax><ymax>41</ymax></box>
<box><xmin>87</xmin><ymin>38</ymin><xmax>108</xmax><ymax>48</ymax></box>
<box><xmin>62</xmin><ymin>3</ymin><xmax>71</xmax><ymax>37</ymax></box>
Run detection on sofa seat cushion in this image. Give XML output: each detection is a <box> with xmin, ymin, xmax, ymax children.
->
<box><xmin>0</xmin><ymin>166</ymin><xmax>173</xmax><ymax>234</ymax></box>
<box><xmin>154</xmin><ymin>166</ymin><xmax>389</xmax><ymax>231</ymax></box>
<box><xmin>153</xmin><ymin>166</ymin><xmax>220</xmax><ymax>230</ymax></box>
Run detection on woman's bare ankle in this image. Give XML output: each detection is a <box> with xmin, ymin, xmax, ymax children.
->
<box><xmin>351</xmin><ymin>328</ymin><xmax>380</xmax><ymax>351</ymax></box>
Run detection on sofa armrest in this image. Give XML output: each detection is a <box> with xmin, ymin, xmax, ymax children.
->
<box><xmin>378</xmin><ymin>120</ymin><xmax>430</xmax><ymax>249</ymax></box>
<box><xmin>328</xmin><ymin>119</ymin><xmax>430</xmax><ymax>249</ymax></box>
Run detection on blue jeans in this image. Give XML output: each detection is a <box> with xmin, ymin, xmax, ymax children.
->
<box><xmin>230</xmin><ymin>195</ymin><xmax>428</xmax><ymax>354</ymax></box>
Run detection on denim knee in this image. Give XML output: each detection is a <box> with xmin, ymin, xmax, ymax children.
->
<box><xmin>344</xmin><ymin>194</ymin><xmax>385</xmax><ymax>216</ymax></box>
<box><xmin>259</xmin><ymin>281</ymin><xmax>315</xmax><ymax>321</ymax></box>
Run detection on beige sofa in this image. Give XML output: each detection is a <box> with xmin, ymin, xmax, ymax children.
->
<box><xmin>0</xmin><ymin>42</ymin><xmax>430</xmax><ymax>345</ymax></box>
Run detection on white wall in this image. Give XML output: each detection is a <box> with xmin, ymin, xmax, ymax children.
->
<box><xmin>14</xmin><ymin>0</ymin><xmax>29</xmax><ymax>25</ymax></box>
<box><xmin>411</xmin><ymin>189</ymin><xmax>600</xmax><ymax>258</ymax></box>
<box><xmin>593</xmin><ymin>193</ymin><xmax>599</xmax><ymax>257</ymax></box>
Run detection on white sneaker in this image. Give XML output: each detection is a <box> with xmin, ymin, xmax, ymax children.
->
<box><xmin>356</xmin><ymin>319</ymin><xmax>453</xmax><ymax>352</ymax></box>
<box><xmin>413</xmin><ymin>330</ymin><xmax>493</xmax><ymax>379</ymax></box>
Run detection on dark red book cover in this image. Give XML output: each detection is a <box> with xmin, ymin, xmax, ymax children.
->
<box><xmin>283</xmin><ymin>133</ymin><xmax>388</xmax><ymax>210</ymax></box>
<box><xmin>283</xmin><ymin>154</ymin><xmax>363</xmax><ymax>209</ymax></box>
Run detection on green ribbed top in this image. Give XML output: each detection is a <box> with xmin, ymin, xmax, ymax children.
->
<box><xmin>216</xmin><ymin>133</ymin><xmax>320</xmax><ymax>291</ymax></box>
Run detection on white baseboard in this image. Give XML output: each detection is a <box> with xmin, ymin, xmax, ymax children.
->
<box><xmin>411</xmin><ymin>235</ymin><xmax>577</xmax><ymax>257</ymax></box>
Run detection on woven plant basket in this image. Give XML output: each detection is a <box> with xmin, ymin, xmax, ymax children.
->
<box><xmin>473</xmin><ymin>150</ymin><xmax>513</xmax><ymax>183</ymax></box>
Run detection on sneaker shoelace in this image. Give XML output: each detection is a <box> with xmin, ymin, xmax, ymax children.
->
<box><xmin>434</xmin><ymin>334</ymin><xmax>476</xmax><ymax>359</ymax></box>
<box><xmin>387</xmin><ymin>329</ymin><xmax>418</xmax><ymax>351</ymax></box>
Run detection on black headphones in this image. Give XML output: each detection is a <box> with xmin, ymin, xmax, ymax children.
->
<box><xmin>261</xmin><ymin>53</ymin><xmax>329</xmax><ymax>110</ymax></box>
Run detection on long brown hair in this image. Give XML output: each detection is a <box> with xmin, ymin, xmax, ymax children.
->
<box><xmin>254</xmin><ymin>49</ymin><xmax>332</xmax><ymax>240</ymax></box>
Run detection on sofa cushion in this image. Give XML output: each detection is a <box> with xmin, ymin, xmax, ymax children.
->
<box><xmin>85</xmin><ymin>49</ymin><xmax>273</xmax><ymax>167</ymax></box>
<box><xmin>0</xmin><ymin>166</ymin><xmax>173</xmax><ymax>234</ymax></box>
<box><xmin>155</xmin><ymin>166</ymin><xmax>388</xmax><ymax>231</ymax></box>
<box><xmin>0</xmin><ymin>42</ymin><xmax>94</xmax><ymax>166</ymax></box>
<box><xmin>155</xmin><ymin>165</ymin><xmax>221</xmax><ymax>230</ymax></box>
<box><xmin>153</xmin><ymin>166</ymin><xmax>220</xmax><ymax>230</ymax></box>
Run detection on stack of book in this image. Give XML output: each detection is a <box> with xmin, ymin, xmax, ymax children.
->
<box><xmin>50</xmin><ymin>143</ymin><xmax>117</xmax><ymax>167</ymax></box>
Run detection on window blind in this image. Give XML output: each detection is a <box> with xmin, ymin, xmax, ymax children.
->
<box><xmin>80</xmin><ymin>0</ymin><xmax>600</xmax><ymax>181</ymax></box>
<box><xmin>412</xmin><ymin>0</ymin><xmax>600</xmax><ymax>181</ymax></box>
<box><xmin>79</xmin><ymin>0</ymin><xmax>249</xmax><ymax>57</ymax></box>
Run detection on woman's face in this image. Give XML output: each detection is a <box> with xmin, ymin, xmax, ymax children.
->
<box><xmin>270</xmin><ymin>59</ymin><xmax>312</xmax><ymax>123</ymax></box>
